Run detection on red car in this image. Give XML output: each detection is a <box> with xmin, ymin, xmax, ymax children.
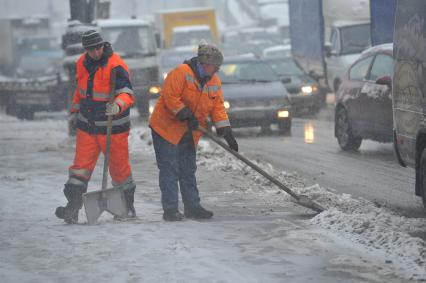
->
<box><xmin>334</xmin><ymin>43</ymin><xmax>393</xmax><ymax>151</ymax></box>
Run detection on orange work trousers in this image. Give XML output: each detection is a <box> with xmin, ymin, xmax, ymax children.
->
<box><xmin>68</xmin><ymin>129</ymin><xmax>132</xmax><ymax>187</ymax></box>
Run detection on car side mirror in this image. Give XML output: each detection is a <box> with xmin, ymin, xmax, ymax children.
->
<box><xmin>375</xmin><ymin>75</ymin><xmax>392</xmax><ymax>88</ymax></box>
<box><xmin>281</xmin><ymin>77</ymin><xmax>291</xmax><ymax>84</ymax></box>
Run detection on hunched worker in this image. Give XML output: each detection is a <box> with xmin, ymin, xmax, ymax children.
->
<box><xmin>149</xmin><ymin>42</ymin><xmax>238</xmax><ymax>221</ymax></box>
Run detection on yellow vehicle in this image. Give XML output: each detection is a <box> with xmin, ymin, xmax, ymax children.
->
<box><xmin>156</xmin><ymin>7</ymin><xmax>219</xmax><ymax>49</ymax></box>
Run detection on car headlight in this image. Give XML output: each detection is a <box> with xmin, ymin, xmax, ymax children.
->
<box><xmin>224</xmin><ymin>101</ymin><xmax>230</xmax><ymax>109</ymax></box>
<box><xmin>149</xmin><ymin>105</ymin><xmax>155</xmax><ymax>114</ymax></box>
<box><xmin>149</xmin><ymin>86</ymin><xmax>161</xmax><ymax>95</ymax></box>
<box><xmin>301</xmin><ymin>85</ymin><xmax>318</xmax><ymax>95</ymax></box>
<box><xmin>277</xmin><ymin>110</ymin><xmax>290</xmax><ymax>118</ymax></box>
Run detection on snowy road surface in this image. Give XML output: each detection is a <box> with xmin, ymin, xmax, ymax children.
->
<box><xmin>0</xmin><ymin>113</ymin><xmax>425</xmax><ymax>282</ymax></box>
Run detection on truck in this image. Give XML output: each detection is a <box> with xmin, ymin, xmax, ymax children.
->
<box><xmin>0</xmin><ymin>17</ymin><xmax>67</xmax><ymax>119</ymax></box>
<box><xmin>289</xmin><ymin>0</ymin><xmax>371</xmax><ymax>92</ymax></box>
<box><xmin>155</xmin><ymin>7</ymin><xmax>219</xmax><ymax>49</ymax></box>
<box><xmin>392</xmin><ymin>0</ymin><xmax>426</xmax><ymax>209</ymax></box>
<box><xmin>62</xmin><ymin>0</ymin><xmax>160</xmax><ymax>127</ymax></box>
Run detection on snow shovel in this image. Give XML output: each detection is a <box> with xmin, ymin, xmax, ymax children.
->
<box><xmin>198</xmin><ymin>127</ymin><xmax>325</xmax><ymax>213</ymax></box>
<box><xmin>83</xmin><ymin>69</ymin><xmax>128</xmax><ymax>225</ymax></box>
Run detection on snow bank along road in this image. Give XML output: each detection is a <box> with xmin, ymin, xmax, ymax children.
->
<box><xmin>0</xmin><ymin>114</ymin><xmax>425</xmax><ymax>282</ymax></box>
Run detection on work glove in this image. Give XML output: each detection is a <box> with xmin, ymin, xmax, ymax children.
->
<box><xmin>68</xmin><ymin>112</ymin><xmax>78</xmax><ymax>130</ymax></box>
<box><xmin>217</xmin><ymin>126</ymin><xmax>238</xmax><ymax>152</ymax></box>
<box><xmin>106</xmin><ymin>102</ymin><xmax>121</xmax><ymax>116</ymax></box>
<box><xmin>176</xmin><ymin>107</ymin><xmax>199</xmax><ymax>131</ymax></box>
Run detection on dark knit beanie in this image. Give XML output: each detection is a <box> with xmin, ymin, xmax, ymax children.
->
<box><xmin>82</xmin><ymin>30</ymin><xmax>104</xmax><ymax>49</ymax></box>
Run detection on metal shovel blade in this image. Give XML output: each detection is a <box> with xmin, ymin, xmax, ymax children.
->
<box><xmin>83</xmin><ymin>187</ymin><xmax>128</xmax><ymax>225</ymax></box>
<box><xmin>295</xmin><ymin>195</ymin><xmax>325</xmax><ymax>213</ymax></box>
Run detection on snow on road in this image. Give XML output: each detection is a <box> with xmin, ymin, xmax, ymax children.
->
<box><xmin>1</xmin><ymin>114</ymin><xmax>425</xmax><ymax>282</ymax></box>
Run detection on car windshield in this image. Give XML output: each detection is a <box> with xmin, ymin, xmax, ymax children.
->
<box><xmin>267</xmin><ymin>59</ymin><xmax>304</xmax><ymax>77</ymax></box>
<box><xmin>17</xmin><ymin>50</ymin><xmax>63</xmax><ymax>74</ymax></box>
<box><xmin>340</xmin><ymin>24</ymin><xmax>371</xmax><ymax>55</ymax></box>
<box><xmin>102</xmin><ymin>26</ymin><xmax>156</xmax><ymax>56</ymax></box>
<box><xmin>218</xmin><ymin>61</ymin><xmax>279</xmax><ymax>84</ymax></box>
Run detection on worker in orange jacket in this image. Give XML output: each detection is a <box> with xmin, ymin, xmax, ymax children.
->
<box><xmin>150</xmin><ymin>42</ymin><xmax>238</xmax><ymax>221</ymax></box>
<box><xmin>55</xmin><ymin>30</ymin><xmax>136</xmax><ymax>224</ymax></box>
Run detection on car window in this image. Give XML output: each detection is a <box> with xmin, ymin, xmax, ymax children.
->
<box><xmin>268</xmin><ymin>59</ymin><xmax>304</xmax><ymax>77</ymax></box>
<box><xmin>340</xmin><ymin>24</ymin><xmax>371</xmax><ymax>55</ymax></box>
<box><xmin>218</xmin><ymin>61</ymin><xmax>279</xmax><ymax>83</ymax></box>
<box><xmin>349</xmin><ymin>56</ymin><xmax>373</xmax><ymax>81</ymax></box>
<box><xmin>368</xmin><ymin>54</ymin><xmax>393</xmax><ymax>81</ymax></box>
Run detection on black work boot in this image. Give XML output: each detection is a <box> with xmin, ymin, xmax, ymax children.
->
<box><xmin>163</xmin><ymin>209</ymin><xmax>184</xmax><ymax>221</ymax></box>
<box><xmin>184</xmin><ymin>205</ymin><xmax>213</xmax><ymax>219</ymax></box>
<box><xmin>55</xmin><ymin>184</ymin><xmax>87</xmax><ymax>224</ymax></box>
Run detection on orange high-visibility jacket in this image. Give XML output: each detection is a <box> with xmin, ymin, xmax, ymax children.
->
<box><xmin>70</xmin><ymin>52</ymin><xmax>135</xmax><ymax>135</ymax></box>
<box><xmin>150</xmin><ymin>63</ymin><xmax>230</xmax><ymax>145</ymax></box>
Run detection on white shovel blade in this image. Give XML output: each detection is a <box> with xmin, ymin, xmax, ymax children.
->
<box><xmin>83</xmin><ymin>187</ymin><xmax>128</xmax><ymax>225</ymax></box>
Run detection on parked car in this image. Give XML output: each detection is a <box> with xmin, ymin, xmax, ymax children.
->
<box><xmin>217</xmin><ymin>56</ymin><xmax>292</xmax><ymax>134</ymax></box>
<box><xmin>334</xmin><ymin>43</ymin><xmax>393</xmax><ymax>151</ymax></box>
<box><xmin>264</xmin><ymin>56</ymin><xmax>324</xmax><ymax>115</ymax></box>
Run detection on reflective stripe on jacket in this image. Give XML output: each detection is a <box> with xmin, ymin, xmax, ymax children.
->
<box><xmin>149</xmin><ymin>62</ymin><xmax>230</xmax><ymax>145</ymax></box>
<box><xmin>71</xmin><ymin>52</ymin><xmax>134</xmax><ymax>135</ymax></box>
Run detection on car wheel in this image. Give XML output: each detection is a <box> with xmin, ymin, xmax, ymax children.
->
<box><xmin>335</xmin><ymin>107</ymin><xmax>362</xmax><ymax>151</ymax></box>
<box><xmin>420</xmin><ymin>149</ymin><xmax>426</xmax><ymax>209</ymax></box>
<box><xmin>278</xmin><ymin>119</ymin><xmax>291</xmax><ymax>135</ymax></box>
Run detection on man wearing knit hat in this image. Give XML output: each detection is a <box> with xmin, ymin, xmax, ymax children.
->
<box><xmin>149</xmin><ymin>41</ymin><xmax>238</xmax><ymax>221</ymax></box>
<box><xmin>55</xmin><ymin>30</ymin><xmax>137</xmax><ymax>223</ymax></box>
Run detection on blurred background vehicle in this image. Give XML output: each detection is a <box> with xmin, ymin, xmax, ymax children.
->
<box><xmin>221</xmin><ymin>26</ymin><xmax>281</xmax><ymax>57</ymax></box>
<box><xmin>289</xmin><ymin>0</ymin><xmax>372</xmax><ymax>93</ymax></box>
<box><xmin>155</xmin><ymin>7</ymin><xmax>219</xmax><ymax>49</ymax></box>
<box><xmin>264</xmin><ymin>56</ymin><xmax>324</xmax><ymax>116</ymax></box>
<box><xmin>392</xmin><ymin>0</ymin><xmax>426</xmax><ymax>208</ymax></box>
<box><xmin>0</xmin><ymin>17</ymin><xmax>67</xmax><ymax>120</ymax></box>
<box><xmin>217</xmin><ymin>56</ymin><xmax>292</xmax><ymax>135</ymax></box>
<box><xmin>334</xmin><ymin>43</ymin><xmax>393</xmax><ymax>151</ymax></box>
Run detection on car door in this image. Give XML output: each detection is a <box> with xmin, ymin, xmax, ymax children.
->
<box><xmin>344</xmin><ymin>55</ymin><xmax>374</xmax><ymax>136</ymax></box>
<box><xmin>362</xmin><ymin>52</ymin><xmax>394</xmax><ymax>140</ymax></box>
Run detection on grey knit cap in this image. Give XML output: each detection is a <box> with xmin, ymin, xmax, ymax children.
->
<box><xmin>82</xmin><ymin>30</ymin><xmax>104</xmax><ymax>48</ymax></box>
<box><xmin>198</xmin><ymin>42</ymin><xmax>223</xmax><ymax>66</ymax></box>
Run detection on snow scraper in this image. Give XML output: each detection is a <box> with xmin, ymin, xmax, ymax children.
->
<box><xmin>198</xmin><ymin>127</ymin><xmax>325</xmax><ymax>213</ymax></box>
<box><xmin>83</xmin><ymin>69</ymin><xmax>128</xmax><ymax>225</ymax></box>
